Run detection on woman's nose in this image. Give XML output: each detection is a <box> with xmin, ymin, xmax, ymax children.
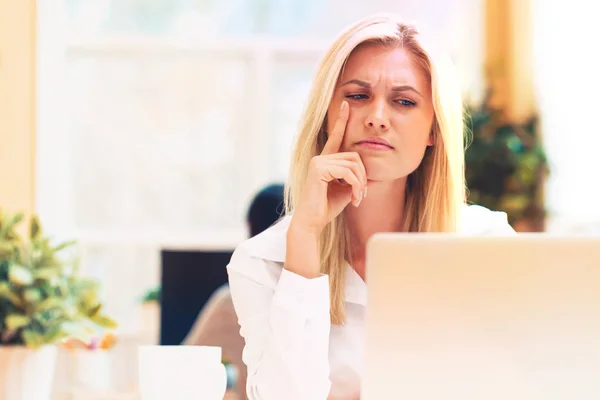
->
<box><xmin>365</xmin><ymin>100</ymin><xmax>390</xmax><ymax>131</ymax></box>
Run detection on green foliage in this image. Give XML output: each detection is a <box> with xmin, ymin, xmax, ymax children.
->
<box><xmin>464</xmin><ymin>92</ymin><xmax>549</xmax><ymax>226</ymax></box>
<box><xmin>0</xmin><ymin>209</ymin><xmax>117</xmax><ymax>348</ymax></box>
<box><xmin>140</xmin><ymin>286</ymin><xmax>161</xmax><ymax>304</ymax></box>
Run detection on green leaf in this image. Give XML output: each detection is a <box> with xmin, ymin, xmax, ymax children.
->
<box><xmin>9</xmin><ymin>264</ymin><xmax>34</xmax><ymax>286</ymax></box>
<box><xmin>22</xmin><ymin>329</ymin><xmax>43</xmax><ymax>348</ymax></box>
<box><xmin>91</xmin><ymin>314</ymin><xmax>118</xmax><ymax>329</ymax></box>
<box><xmin>141</xmin><ymin>286</ymin><xmax>161</xmax><ymax>303</ymax></box>
<box><xmin>23</xmin><ymin>288</ymin><xmax>42</xmax><ymax>304</ymax></box>
<box><xmin>0</xmin><ymin>282</ymin><xmax>24</xmax><ymax>307</ymax></box>
<box><xmin>499</xmin><ymin>194</ymin><xmax>530</xmax><ymax>214</ymax></box>
<box><xmin>34</xmin><ymin>267</ymin><xmax>60</xmax><ymax>280</ymax></box>
<box><xmin>36</xmin><ymin>308</ymin><xmax>63</xmax><ymax>326</ymax></box>
<box><xmin>86</xmin><ymin>303</ymin><xmax>102</xmax><ymax>317</ymax></box>
<box><xmin>36</xmin><ymin>297</ymin><xmax>65</xmax><ymax>312</ymax></box>
<box><xmin>29</xmin><ymin>215</ymin><xmax>41</xmax><ymax>240</ymax></box>
<box><xmin>0</xmin><ymin>240</ymin><xmax>15</xmax><ymax>258</ymax></box>
<box><xmin>6</xmin><ymin>314</ymin><xmax>31</xmax><ymax>330</ymax></box>
<box><xmin>52</xmin><ymin>240</ymin><xmax>77</xmax><ymax>253</ymax></box>
<box><xmin>0</xmin><ymin>212</ymin><xmax>24</xmax><ymax>237</ymax></box>
<box><xmin>44</xmin><ymin>324</ymin><xmax>67</xmax><ymax>344</ymax></box>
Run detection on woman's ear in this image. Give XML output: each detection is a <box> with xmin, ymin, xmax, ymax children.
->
<box><xmin>427</xmin><ymin>130</ymin><xmax>435</xmax><ymax>146</ymax></box>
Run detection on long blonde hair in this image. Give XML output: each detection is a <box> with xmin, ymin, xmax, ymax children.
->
<box><xmin>284</xmin><ymin>14</ymin><xmax>467</xmax><ymax>324</ymax></box>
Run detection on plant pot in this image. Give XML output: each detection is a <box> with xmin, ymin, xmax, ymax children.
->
<box><xmin>69</xmin><ymin>349</ymin><xmax>112</xmax><ymax>390</ymax></box>
<box><xmin>0</xmin><ymin>345</ymin><xmax>58</xmax><ymax>400</ymax></box>
<box><xmin>139</xmin><ymin>301</ymin><xmax>160</xmax><ymax>344</ymax></box>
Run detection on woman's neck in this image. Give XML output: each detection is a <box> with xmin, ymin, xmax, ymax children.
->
<box><xmin>344</xmin><ymin>178</ymin><xmax>407</xmax><ymax>279</ymax></box>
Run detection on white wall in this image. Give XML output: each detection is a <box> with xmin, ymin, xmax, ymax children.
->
<box><xmin>532</xmin><ymin>0</ymin><xmax>600</xmax><ymax>230</ymax></box>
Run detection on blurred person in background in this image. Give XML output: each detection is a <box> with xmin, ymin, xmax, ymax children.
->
<box><xmin>226</xmin><ymin>13</ymin><xmax>516</xmax><ymax>400</ymax></box>
<box><xmin>246</xmin><ymin>184</ymin><xmax>287</xmax><ymax>237</ymax></box>
<box><xmin>183</xmin><ymin>183</ymin><xmax>285</xmax><ymax>400</ymax></box>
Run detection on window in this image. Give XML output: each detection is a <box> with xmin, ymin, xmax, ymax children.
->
<box><xmin>530</xmin><ymin>0</ymin><xmax>600</xmax><ymax>233</ymax></box>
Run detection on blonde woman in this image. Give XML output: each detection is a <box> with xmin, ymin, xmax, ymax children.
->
<box><xmin>227</xmin><ymin>14</ymin><xmax>515</xmax><ymax>400</ymax></box>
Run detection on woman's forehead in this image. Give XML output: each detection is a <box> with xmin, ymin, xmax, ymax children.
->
<box><xmin>339</xmin><ymin>45</ymin><xmax>429</xmax><ymax>89</ymax></box>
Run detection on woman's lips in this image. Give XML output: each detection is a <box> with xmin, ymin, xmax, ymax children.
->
<box><xmin>356</xmin><ymin>138</ymin><xmax>394</xmax><ymax>151</ymax></box>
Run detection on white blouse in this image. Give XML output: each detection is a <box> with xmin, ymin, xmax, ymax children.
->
<box><xmin>226</xmin><ymin>204</ymin><xmax>517</xmax><ymax>400</ymax></box>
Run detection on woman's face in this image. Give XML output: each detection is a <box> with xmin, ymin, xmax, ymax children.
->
<box><xmin>326</xmin><ymin>44</ymin><xmax>435</xmax><ymax>182</ymax></box>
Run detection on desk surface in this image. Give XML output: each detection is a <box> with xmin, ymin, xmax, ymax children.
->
<box><xmin>54</xmin><ymin>387</ymin><xmax>238</xmax><ymax>400</ymax></box>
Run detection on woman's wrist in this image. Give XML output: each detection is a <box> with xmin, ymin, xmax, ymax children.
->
<box><xmin>285</xmin><ymin>220</ymin><xmax>321</xmax><ymax>279</ymax></box>
<box><xmin>287</xmin><ymin>217</ymin><xmax>321</xmax><ymax>240</ymax></box>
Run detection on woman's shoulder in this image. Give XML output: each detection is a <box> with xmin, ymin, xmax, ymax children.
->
<box><xmin>459</xmin><ymin>203</ymin><xmax>516</xmax><ymax>235</ymax></box>
<box><xmin>226</xmin><ymin>205</ymin><xmax>515</xmax><ymax>281</ymax></box>
<box><xmin>226</xmin><ymin>216</ymin><xmax>290</xmax><ymax>285</ymax></box>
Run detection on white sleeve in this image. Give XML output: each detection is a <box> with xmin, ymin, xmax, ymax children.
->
<box><xmin>227</xmin><ymin>246</ymin><xmax>332</xmax><ymax>400</ymax></box>
<box><xmin>487</xmin><ymin>210</ymin><xmax>518</xmax><ymax>236</ymax></box>
<box><xmin>464</xmin><ymin>205</ymin><xmax>518</xmax><ymax>236</ymax></box>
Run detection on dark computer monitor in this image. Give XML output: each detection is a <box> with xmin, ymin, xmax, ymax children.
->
<box><xmin>159</xmin><ymin>249</ymin><xmax>233</xmax><ymax>345</ymax></box>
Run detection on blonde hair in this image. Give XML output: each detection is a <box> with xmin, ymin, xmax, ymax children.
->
<box><xmin>284</xmin><ymin>14</ymin><xmax>467</xmax><ymax>324</ymax></box>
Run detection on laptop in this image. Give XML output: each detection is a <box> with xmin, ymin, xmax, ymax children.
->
<box><xmin>362</xmin><ymin>234</ymin><xmax>600</xmax><ymax>400</ymax></box>
<box><xmin>159</xmin><ymin>249</ymin><xmax>233</xmax><ymax>345</ymax></box>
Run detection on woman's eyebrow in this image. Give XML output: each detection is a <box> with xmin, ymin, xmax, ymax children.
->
<box><xmin>341</xmin><ymin>79</ymin><xmax>422</xmax><ymax>97</ymax></box>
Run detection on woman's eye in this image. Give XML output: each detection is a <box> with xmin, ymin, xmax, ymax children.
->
<box><xmin>396</xmin><ymin>99</ymin><xmax>416</xmax><ymax>107</ymax></box>
<box><xmin>345</xmin><ymin>94</ymin><xmax>368</xmax><ymax>100</ymax></box>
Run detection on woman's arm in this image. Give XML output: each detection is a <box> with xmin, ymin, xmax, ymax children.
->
<box><xmin>227</xmin><ymin>246</ymin><xmax>332</xmax><ymax>400</ymax></box>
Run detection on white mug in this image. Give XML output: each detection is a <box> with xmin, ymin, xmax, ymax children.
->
<box><xmin>138</xmin><ymin>345</ymin><xmax>227</xmax><ymax>400</ymax></box>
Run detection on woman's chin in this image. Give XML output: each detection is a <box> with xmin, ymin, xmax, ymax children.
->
<box><xmin>362</xmin><ymin>160</ymin><xmax>398</xmax><ymax>182</ymax></box>
<box><xmin>363</xmin><ymin>157</ymin><xmax>422</xmax><ymax>183</ymax></box>
<box><xmin>365</xmin><ymin>168</ymin><xmax>413</xmax><ymax>184</ymax></box>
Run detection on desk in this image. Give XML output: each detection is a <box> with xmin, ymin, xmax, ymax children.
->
<box><xmin>53</xmin><ymin>388</ymin><xmax>238</xmax><ymax>400</ymax></box>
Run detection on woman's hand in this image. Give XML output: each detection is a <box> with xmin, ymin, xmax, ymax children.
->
<box><xmin>290</xmin><ymin>101</ymin><xmax>368</xmax><ymax>236</ymax></box>
<box><xmin>284</xmin><ymin>101</ymin><xmax>367</xmax><ymax>279</ymax></box>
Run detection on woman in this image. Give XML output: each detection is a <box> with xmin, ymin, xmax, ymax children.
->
<box><xmin>227</xmin><ymin>14</ymin><xmax>515</xmax><ymax>400</ymax></box>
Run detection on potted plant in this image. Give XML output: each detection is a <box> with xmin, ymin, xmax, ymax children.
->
<box><xmin>464</xmin><ymin>91</ymin><xmax>550</xmax><ymax>231</ymax></box>
<box><xmin>63</xmin><ymin>332</ymin><xmax>119</xmax><ymax>391</ymax></box>
<box><xmin>0</xmin><ymin>209</ymin><xmax>117</xmax><ymax>400</ymax></box>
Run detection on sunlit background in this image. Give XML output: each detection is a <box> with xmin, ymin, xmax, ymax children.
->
<box><xmin>1</xmin><ymin>0</ymin><xmax>600</xmax><ymax>398</ymax></box>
